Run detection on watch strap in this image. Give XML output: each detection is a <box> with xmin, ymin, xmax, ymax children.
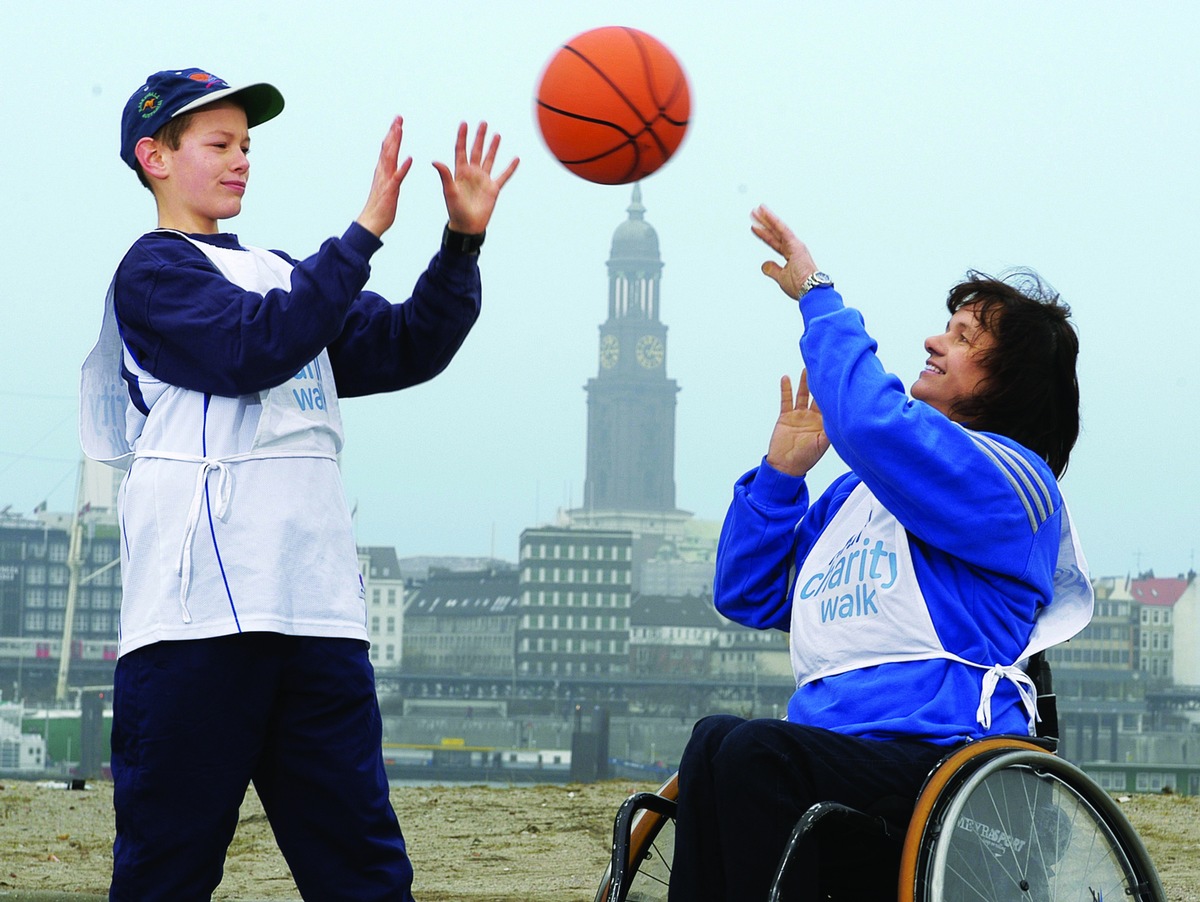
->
<box><xmin>442</xmin><ymin>224</ymin><xmax>485</xmax><ymax>255</ymax></box>
<box><xmin>799</xmin><ymin>271</ymin><xmax>833</xmax><ymax>297</ymax></box>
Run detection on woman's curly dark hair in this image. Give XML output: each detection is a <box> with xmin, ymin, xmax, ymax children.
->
<box><xmin>946</xmin><ymin>270</ymin><xmax>1080</xmax><ymax>477</ymax></box>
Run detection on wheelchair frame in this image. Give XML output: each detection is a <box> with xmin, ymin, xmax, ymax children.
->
<box><xmin>596</xmin><ymin>654</ymin><xmax>1166</xmax><ymax>901</ymax></box>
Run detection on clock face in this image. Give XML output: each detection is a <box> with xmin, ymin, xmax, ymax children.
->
<box><xmin>599</xmin><ymin>334</ymin><xmax>619</xmax><ymax>369</ymax></box>
<box><xmin>635</xmin><ymin>335</ymin><xmax>665</xmax><ymax>368</ymax></box>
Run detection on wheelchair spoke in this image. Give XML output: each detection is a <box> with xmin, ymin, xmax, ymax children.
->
<box><xmin>928</xmin><ymin>754</ymin><xmax>1162</xmax><ymax>902</ymax></box>
<box><xmin>625</xmin><ymin>825</ymin><xmax>674</xmax><ymax>900</ymax></box>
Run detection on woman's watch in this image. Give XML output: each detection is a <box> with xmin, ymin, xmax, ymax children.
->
<box><xmin>442</xmin><ymin>224</ymin><xmax>486</xmax><ymax>255</ymax></box>
<box><xmin>799</xmin><ymin>271</ymin><xmax>834</xmax><ymax>297</ymax></box>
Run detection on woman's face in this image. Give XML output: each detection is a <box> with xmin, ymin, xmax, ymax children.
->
<box><xmin>911</xmin><ymin>303</ymin><xmax>994</xmax><ymax>420</ymax></box>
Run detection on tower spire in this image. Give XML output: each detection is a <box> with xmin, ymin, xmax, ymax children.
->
<box><xmin>628</xmin><ymin>183</ymin><xmax>645</xmax><ymax>219</ymax></box>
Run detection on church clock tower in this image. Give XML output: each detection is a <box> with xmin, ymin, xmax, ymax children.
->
<box><xmin>581</xmin><ymin>186</ymin><xmax>681</xmax><ymax>515</ymax></box>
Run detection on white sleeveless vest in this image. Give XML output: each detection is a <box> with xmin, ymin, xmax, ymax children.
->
<box><xmin>80</xmin><ymin>232</ymin><xmax>368</xmax><ymax>654</ymax></box>
<box><xmin>789</xmin><ymin>482</ymin><xmax>1091</xmax><ymax>733</ymax></box>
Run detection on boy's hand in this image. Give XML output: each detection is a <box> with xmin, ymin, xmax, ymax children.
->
<box><xmin>434</xmin><ymin>122</ymin><xmax>519</xmax><ymax>235</ymax></box>
<box><xmin>357</xmin><ymin>117</ymin><xmax>414</xmax><ymax>238</ymax></box>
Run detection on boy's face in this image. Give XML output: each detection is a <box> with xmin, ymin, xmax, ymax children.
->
<box><xmin>151</xmin><ymin>101</ymin><xmax>251</xmax><ymax>233</ymax></box>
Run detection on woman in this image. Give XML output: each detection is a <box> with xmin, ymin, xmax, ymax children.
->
<box><xmin>668</xmin><ymin>207</ymin><xmax>1092</xmax><ymax>901</ymax></box>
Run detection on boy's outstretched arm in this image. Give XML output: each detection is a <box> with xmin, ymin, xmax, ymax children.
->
<box><xmin>434</xmin><ymin>121</ymin><xmax>519</xmax><ymax>234</ymax></box>
<box><xmin>357</xmin><ymin>116</ymin><xmax>414</xmax><ymax>238</ymax></box>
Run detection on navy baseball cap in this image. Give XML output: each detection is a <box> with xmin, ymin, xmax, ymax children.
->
<box><xmin>120</xmin><ymin>67</ymin><xmax>284</xmax><ymax>170</ymax></box>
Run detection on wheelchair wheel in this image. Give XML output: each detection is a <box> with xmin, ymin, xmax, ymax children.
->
<box><xmin>903</xmin><ymin>750</ymin><xmax>1164</xmax><ymax>902</ymax></box>
<box><xmin>594</xmin><ymin>773</ymin><xmax>677</xmax><ymax>902</ymax></box>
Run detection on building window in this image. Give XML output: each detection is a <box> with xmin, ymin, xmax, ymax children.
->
<box><xmin>387</xmin><ymin>589</ymin><xmax>397</xmax><ymax>605</ymax></box>
<box><xmin>49</xmin><ymin>544</ymin><xmax>68</xmax><ymax>563</ymax></box>
<box><xmin>24</xmin><ymin>611</ymin><xmax>45</xmax><ymax>631</ymax></box>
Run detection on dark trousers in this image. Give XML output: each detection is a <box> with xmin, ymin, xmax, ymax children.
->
<box><xmin>109</xmin><ymin>633</ymin><xmax>413</xmax><ymax>902</ymax></box>
<box><xmin>668</xmin><ymin>714</ymin><xmax>947</xmax><ymax>902</ymax></box>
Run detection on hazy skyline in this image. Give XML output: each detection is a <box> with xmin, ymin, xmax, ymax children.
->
<box><xmin>2</xmin><ymin>1</ymin><xmax>1197</xmax><ymax>579</ymax></box>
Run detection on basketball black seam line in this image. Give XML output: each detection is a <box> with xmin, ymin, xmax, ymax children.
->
<box><xmin>536</xmin><ymin>101</ymin><xmax>679</xmax><ymax>147</ymax></box>
<box><xmin>535</xmin><ymin>100</ymin><xmax>644</xmax><ymax>170</ymax></box>
<box><xmin>561</xmin><ymin>41</ymin><xmax>656</xmax><ymax>129</ymax></box>
<box><xmin>625</xmin><ymin>29</ymin><xmax>689</xmax><ymax>145</ymax></box>
<box><xmin>550</xmin><ymin>31</ymin><xmax>690</xmax><ymax>134</ymax></box>
<box><xmin>536</xmin><ymin>102</ymin><xmax>676</xmax><ymax>171</ymax></box>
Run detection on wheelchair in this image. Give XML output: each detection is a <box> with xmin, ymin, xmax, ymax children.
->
<box><xmin>595</xmin><ymin>659</ymin><xmax>1165</xmax><ymax>901</ymax></box>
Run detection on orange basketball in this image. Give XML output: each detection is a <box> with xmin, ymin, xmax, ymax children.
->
<box><xmin>535</xmin><ymin>26</ymin><xmax>691</xmax><ymax>185</ymax></box>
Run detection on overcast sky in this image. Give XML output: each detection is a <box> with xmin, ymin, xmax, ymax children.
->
<box><xmin>2</xmin><ymin>1</ymin><xmax>1196</xmax><ymax>579</ymax></box>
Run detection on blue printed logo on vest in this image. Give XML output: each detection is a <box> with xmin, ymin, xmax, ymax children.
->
<box><xmin>797</xmin><ymin>532</ymin><xmax>897</xmax><ymax>624</ymax></box>
<box><xmin>292</xmin><ymin>361</ymin><xmax>326</xmax><ymax>411</ymax></box>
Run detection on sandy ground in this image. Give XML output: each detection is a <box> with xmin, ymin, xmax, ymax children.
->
<box><xmin>1</xmin><ymin>777</ymin><xmax>1197</xmax><ymax>901</ymax></box>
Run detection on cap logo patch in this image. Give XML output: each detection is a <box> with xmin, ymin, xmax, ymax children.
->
<box><xmin>138</xmin><ymin>92</ymin><xmax>162</xmax><ymax>120</ymax></box>
<box><xmin>188</xmin><ymin>72</ymin><xmax>227</xmax><ymax>89</ymax></box>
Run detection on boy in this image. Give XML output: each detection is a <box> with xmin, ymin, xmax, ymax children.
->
<box><xmin>80</xmin><ymin>67</ymin><xmax>518</xmax><ymax>901</ymax></box>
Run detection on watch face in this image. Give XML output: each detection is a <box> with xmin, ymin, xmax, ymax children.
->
<box><xmin>635</xmin><ymin>335</ymin><xmax>665</xmax><ymax>368</ymax></box>
<box><xmin>600</xmin><ymin>334</ymin><xmax>619</xmax><ymax>369</ymax></box>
